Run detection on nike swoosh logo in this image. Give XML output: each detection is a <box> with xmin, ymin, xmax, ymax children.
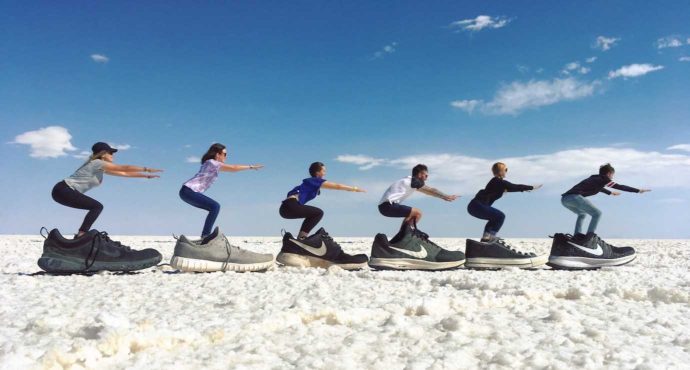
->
<box><xmin>567</xmin><ymin>241</ymin><xmax>603</xmax><ymax>256</ymax></box>
<box><xmin>290</xmin><ymin>239</ymin><xmax>327</xmax><ymax>256</ymax></box>
<box><xmin>389</xmin><ymin>244</ymin><xmax>428</xmax><ymax>259</ymax></box>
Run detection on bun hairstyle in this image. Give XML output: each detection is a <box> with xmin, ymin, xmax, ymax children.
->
<box><xmin>492</xmin><ymin>162</ymin><xmax>507</xmax><ymax>175</ymax></box>
<box><xmin>599</xmin><ymin>163</ymin><xmax>615</xmax><ymax>176</ymax></box>
<box><xmin>309</xmin><ymin>162</ymin><xmax>325</xmax><ymax>177</ymax></box>
<box><xmin>201</xmin><ymin>143</ymin><xmax>227</xmax><ymax>164</ymax></box>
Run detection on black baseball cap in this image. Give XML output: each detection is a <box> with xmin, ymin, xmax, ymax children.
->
<box><xmin>91</xmin><ymin>142</ymin><xmax>118</xmax><ymax>154</ymax></box>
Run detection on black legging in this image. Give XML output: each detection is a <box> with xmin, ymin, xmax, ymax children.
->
<box><xmin>52</xmin><ymin>181</ymin><xmax>104</xmax><ymax>233</ymax></box>
<box><xmin>279</xmin><ymin>198</ymin><xmax>323</xmax><ymax>234</ymax></box>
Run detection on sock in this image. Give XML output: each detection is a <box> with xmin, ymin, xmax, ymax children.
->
<box><xmin>481</xmin><ymin>232</ymin><xmax>493</xmax><ymax>242</ymax></box>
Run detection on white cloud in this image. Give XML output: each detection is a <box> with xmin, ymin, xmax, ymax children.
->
<box><xmin>667</xmin><ymin>144</ymin><xmax>690</xmax><ymax>152</ymax></box>
<box><xmin>586</xmin><ymin>56</ymin><xmax>598</xmax><ymax>63</ymax></box>
<box><xmin>335</xmin><ymin>154</ymin><xmax>387</xmax><ymax>170</ymax></box>
<box><xmin>11</xmin><ymin>126</ymin><xmax>77</xmax><ymax>159</ymax></box>
<box><xmin>373</xmin><ymin>42</ymin><xmax>398</xmax><ymax>59</ymax></box>
<box><xmin>656</xmin><ymin>36</ymin><xmax>684</xmax><ymax>49</ymax></box>
<box><xmin>516</xmin><ymin>65</ymin><xmax>529</xmax><ymax>74</ymax></box>
<box><xmin>449</xmin><ymin>15</ymin><xmax>512</xmax><ymax>32</ymax></box>
<box><xmin>594</xmin><ymin>36</ymin><xmax>620</xmax><ymax>51</ymax></box>
<box><xmin>561</xmin><ymin>62</ymin><xmax>590</xmax><ymax>75</ymax></box>
<box><xmin>110</xmin><ymin>143</ymin><xmax>131</xmax><ymax>151</ymax></box>
<box><xmin>186</xmin><ymin>156</ymin><xmax>201</xmax><ymax>163</ymax></box>
<box><xmin>452</xmin><ymin>78</ymin><xmax>599</xmax><ymax>115</ymax></box>
<box><xmin>449</xmin><ymin>99</ymin><xmax>482</xmax><ymax>113</ymax></box>
<box><xmin>608</xmin><ymin>63</ymin><xmax>664</xmax><ymax>79</ymax></box>
<box><xmin>679</xmin><ymin>56</ymin><xmax>690</xmax><ymax>62</ymax></box>
<box><xmin>338</xmin><ymin>147</ymin><xmax>690</xmax><ymax>193</ymax></box>
<box><xmin>90</xmin><ymin>54</ymin><xmax>109</xmax><ymax>63</ymax></box>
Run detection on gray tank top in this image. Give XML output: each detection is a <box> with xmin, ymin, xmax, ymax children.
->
<box><xmin>64</xmin><ymin>159</ymin><xmax>105</xmax><ymax>193</ymax></box>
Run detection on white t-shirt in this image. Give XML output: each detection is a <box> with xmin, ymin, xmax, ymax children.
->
<box><xmin>379</xmin><ymin>176</ymin><xmax>424</xmax><ymax>204</ymax></box>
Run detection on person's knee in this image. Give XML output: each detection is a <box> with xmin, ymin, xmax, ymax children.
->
<box><xmin>210</xmin><ymin>201</ymin><xmax>221</xmax><ymax>214</ymax></box>
<box><xmin>590</xmin><ymin>208</ymin><xmax>602</xmax><ymax>217</ymax></box>
<box><xmin>314</xmin><ymin>208</ymin><xmax>324</xmax><ymax>218</ymax></box>
<box><xmin>93</xmin><ymin>201</ymin><xmax>104</xmax><ymax>213</ymax></box>
<box><xmin>410</xmin><ymin>208</ymin><xmax>422</xmax><ymax>217</ymax></box>
<box><xmin>495</xmin><ymin>210</ymin><xmax>505</xmax><ymax>222</ymax></box>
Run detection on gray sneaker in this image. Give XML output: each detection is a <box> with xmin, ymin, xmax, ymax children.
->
<box><xmin>170</xmin><ymin>227</ymin><xmax>274</xmax><ymax>272</ymax></box>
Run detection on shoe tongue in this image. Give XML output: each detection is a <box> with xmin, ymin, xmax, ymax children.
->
<box><xmin>314</xmin><ymin>228</ymin><xmax>328</xmax><ymax>237</ymax></box>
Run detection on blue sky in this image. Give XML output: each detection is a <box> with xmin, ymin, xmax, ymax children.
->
<box><xmin>2</xmin><ymin>1</ymin><xmax>690</xmax><ymax>238</ymax></box>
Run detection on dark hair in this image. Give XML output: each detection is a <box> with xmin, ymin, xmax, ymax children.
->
<box><xmin>201</xmin><ymin>143</ymin><xmax>226</xmax><ymax>164</ymax></box>
<box><xmin>599</xmin><ymin>163</ymin><xmax>615</xmax><ymax>176</ymax></box>
<box><xmin>309</xmin><ymin>162</ymin><xmax>325</xmax><ymax>177</ymax></box>
<box><xmin>412</xmin><ymin>164</ymin><xmax>428</xmax><ymax>177</ymax></box>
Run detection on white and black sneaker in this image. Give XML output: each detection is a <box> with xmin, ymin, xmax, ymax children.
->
<box><xmin>465</xmin><ymin>237</ymin><xmax>547</xmax><ymax>269</ymax></box>
<box><xmin>547</xmin><ymin>232</ymin><xmax>636</xmax><ymax>270</ymax></box>
<box><xmin>368</xmin><ymin>224</ymin><xmax>465</xmax><ymax>270</ymax></box>
<box><xmin>276</xmin><ymin>228</ymin><xmax>368</xmax><ymax>270</ymax></box>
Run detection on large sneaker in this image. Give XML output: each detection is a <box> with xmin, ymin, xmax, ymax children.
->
<box><xmin>170</xmin><ymin>227</ymin><xmax>274</xmax><ymax>272</ymax></box>
<box><xmin>368</xmin><ymin>224</ymin><xmax>465</xmax><ymax>270</ymax></box>
<box><xmin>37</xmin><ymin>228</ymin><xmax>162</xmax><ymax>273</ymax></box>
<box><xmin>276</xmin><ymin>228</ymin><xmax>368</xmax><ymax>270</ymax></box>
<box><xmin>547</xmin><ymin>232</ymin><xmax>636</xmax><ymax>269</ymax></box>
<box><xmin>465</xmin><ymin>237</ymin><xmax>547</xmax><ymax>268</ymax></box>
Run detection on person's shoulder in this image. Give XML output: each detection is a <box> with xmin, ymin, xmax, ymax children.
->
<box><xmin>90</xmin><ymin>159</ymin><xmax>106</xmax><ymax>168</ymax></box>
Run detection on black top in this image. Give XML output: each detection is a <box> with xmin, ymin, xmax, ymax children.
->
<box><xmin>473</xmin><ymin>177</ymin><xmax>533</xmax><ymax>205</ymax></box>
<box><xmin>563</xmin><ymin>174</ymin><xmax>639</xmax><ymax>197</ymax></box>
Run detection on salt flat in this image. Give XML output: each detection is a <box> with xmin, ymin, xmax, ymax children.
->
<box><xmin>1</xmin><ymin>235</ymin><xmax>689</xmax><ymax>369</ymax></box>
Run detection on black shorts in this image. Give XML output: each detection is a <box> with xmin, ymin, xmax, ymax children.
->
<box><xmin>378</xmin><ymin>202</ymin><xmax>412</xmax><ymax>218</ymax></box>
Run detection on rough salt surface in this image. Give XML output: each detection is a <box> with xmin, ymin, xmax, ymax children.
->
<box><xmin>1</xmin><ymin>235</ymin><xmax>689</xmax><ymax>369</ymax></box>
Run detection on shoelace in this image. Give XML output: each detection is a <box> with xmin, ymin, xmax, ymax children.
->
<box><xmin>494</xmin><ymin>238</ymin><xmax>534</xmax><ymax>256</ymax></box>
<box><xmin>412</xmin><ymin>223</ymin><xmax>440</xmax><ymax>248</ymax></box>
<box><xmin>221</xmin><ymin>236</ymin><xmax>247</xmax><ymax>271</ymax></box>
<box><xmin>83</xmin><ymin>231</ymin><xmax>132</xmax><ymax>270</ymax></box>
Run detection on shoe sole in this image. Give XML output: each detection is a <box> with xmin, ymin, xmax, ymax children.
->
<box><xmin>465</xmin><ymin>254</ymin><xmax>548</xmax><ymax>269</ymax></box>
<box><xmin>170</xmin><ymin>256</ymin><xmax>274</xmax><ymax>272</ymax></box>
<box><xmin>547</xmin><ymin>254</ymin><xmax>637</xmax><ymax>269</ymax></box>
<box><xmin>37</xmin><ymin>253</ymin><xmax>162</xmax><ymax>273</ymax></box>
<box><xmin>276</xmin><ymin>252</ymin><xmax>367</xmax><ymax>270</ymax></box>
<box><xmin>368</xmin><ymin>257</ymin><xmax>465</xmax><ymax>271</ymax></box>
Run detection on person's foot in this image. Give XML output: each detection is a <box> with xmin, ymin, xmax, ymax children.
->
<box><xmin>547</xmin><ymin>232</ymin><xmax>636</xmax><ymax>269</ymax></box>
<box><xmin>368</xmin><ymin>224</ymin><xmax>465</xmax><ymax>270</ymax></box>
<box><xmin>37</xmin><ymin>228</ymin><xmax>162</xmax><ymax>273</ymax></box>
<box><xmin>276</xmin><ymin>228</ymin><xmax>368</xmax><ymax>270</ymax></box>
<box><xmin>465</xmin><ymin>236</ymin><xmax>547</xmax><ymax>268</ymax></box>
<box><xmin>170</xmin><ymin>227</ymin><xmax>274</xmax><ymax>272</ymax></box>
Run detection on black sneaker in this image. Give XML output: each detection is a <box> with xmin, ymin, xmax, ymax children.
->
<box><xmin>276</xmin><ymin>228</ymin><xmax>368</xmax><ymax>270</ymax></box>
<box><xmin>547</xmin><ymin>232</ymin><xmax>636</xmax><ymax>269</ymax></box>
<box><xmin>465</xmin><ymin>237</ymin><xmax>547</xmax><ymax>269</ymax></box>
<box><xmin>368</xmin><ymin>224</ymin><xmax>465</xmax><ymax>270</ymax></box>
<box><xmin>37</xmin><ymin>228</ymin><xmax>162</xmax><ymax>273</ymax></box>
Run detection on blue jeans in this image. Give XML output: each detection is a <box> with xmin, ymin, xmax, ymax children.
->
<box><xmin>561</xmin><ymin>194</ymin><xmax>602</xmax><ymax>234</ymax></box>
<box><xmin>467</xmin><ymin>199</ymin><xmax>505</xmax><ymax>235</ymax></box>
<box><xmin>179</xmin><ymin>186</ymin><xmax>220</xmax><ymax>237</ymax></box>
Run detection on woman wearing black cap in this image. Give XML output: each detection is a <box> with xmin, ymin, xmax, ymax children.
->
<box><xmin>51</xmin><ymin>142</ymin><xmax>163</xmax><ymax>237</ymax></box>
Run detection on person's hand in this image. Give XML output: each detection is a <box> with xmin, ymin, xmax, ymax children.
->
<box><xmin>639</xmin><ymin>189</ymin><xmax>651</xmax><ymax>193</ymax></box>
<box><xmin>531</xmin><ymin>184</ymin><xmax>543</xmax><ymax>190</ymax></box>
<box><xmin>444</xmin><ymin>195</ymin><xmax>460</xmax><ymax>201</ymax></box>
<box><xmin>610</xmin><ymin>191</ymin><xmax>621</xmax><ymax>196</ymax></box>
<box><xmin>250</xmin><ymin>164</ymin><xmax>264</xmax><ymax>170</ymax></box>
<box><xmin>146</xmin><ymin>174</ymin><xmax>160</xmax><ymax>179</ymax></box>
<box><xmin>352</xmin><ymin>186</ymin><xmax>366</xmax><ymax>193</ymax></box>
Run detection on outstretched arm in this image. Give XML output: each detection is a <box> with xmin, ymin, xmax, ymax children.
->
<box><xmin>105</xmin><ymin>170</ymin><xmax>159</xmax><ymax>179</ymax></box>
<box><xmin>103</xmin><ymin>163</ymin><xmax>163</xmax><ymax>173</ymax></box>
<box><xmin>608</xmin><ymin>181</ymin><xmax>650</xmax><ymax>194</ymax></box>
<box><xmin>321</xmin><ymin>181</ymin><xmax>366</xmax><ymax>192</ymax></box>
<box><xmin>220</xmin><ymin>164</ymin><xmax>264</xmax><ymax>172</ymax></box>
<box><xmin>418</xmin><ymin>186</ymin><xmax>459</xmax><ymax>201</ymax></box>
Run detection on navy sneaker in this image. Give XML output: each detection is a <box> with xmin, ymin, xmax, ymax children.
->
<box><xmin>547</xmin><ymin>232</ymin><xmax>636</xmax><ymax>269</ymax></box>
<box><xmin>276</xmin><ymin>228</ymin><xmax>368</xmax><ymax>270</ymax></box>
<box><xmin>37</xmin><ymin>228</ymin><xmax>162</xmax><ymax>273</ymax></box>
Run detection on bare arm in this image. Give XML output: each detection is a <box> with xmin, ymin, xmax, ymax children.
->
<box><xmin>418</xmin><ymin>186</ymin><xmax>459</xmax><ymax>201</ymax></box>
<box><xmin>105</xmin><ymin>170</ymin><xmax>159</xmax><ymax>179</ymax></box>
<box><xmin>220</xmin><ymin>164</ymin><xmax>264</xmax><ymax>172</ymax></box>
<box><xmin>102</xmin><ymin>162</ymin><xmax>163</xmax><ymax>173</ymax></box>
<box><xmin>321</xmin><ymin>181</ymin><xmax>366</xmax><ymax>192</ymax></box>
